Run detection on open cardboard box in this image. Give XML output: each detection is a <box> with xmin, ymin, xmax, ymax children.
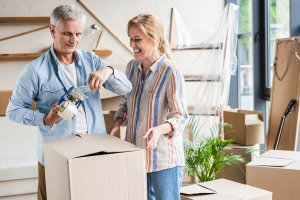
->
<box><xmin>44</xmin><ymin>134</ymin><xmax>146</xmax><ymax>200</ymax></box>
<box><xmin>247</xmin><ymin>150</ymin><xmax>300</xmax><ymax>200</ymax></box>
<box><xmin>180</xmin><ymin>178</ymin><xmax>272</xmax><ymax>200</ymax></box>
<box><xmin>224</xmin><ymin>109</ymin><xmax>264</xmax><ymax>145</ymax></box>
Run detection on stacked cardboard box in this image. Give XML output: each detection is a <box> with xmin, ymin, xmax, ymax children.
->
<box><xmin>214</xmin><ymin>109</ymin><xmax>264</xmax><ymax>183</ymax></box>
<box><xmin>216</xmin><ymin>144</ymin><xmax>260</xmax><ymax>183</ymax></box>
<box><xmin>0</xmin><ymin>152</ymin><xmax>38</xmax><ymax>200</ymax></box>
<box><xmin>45</xmin><ymin>134</ymin><xmax>147</xmax><ymax>200</ymax></box>
<box><xmin>247</xmin><ymin>150</ymin><xmax>300</xmax><ymax>200</ymax></box>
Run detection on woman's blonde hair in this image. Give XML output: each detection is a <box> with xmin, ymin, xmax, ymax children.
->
<box><xmin>127</xmin><ymin>14</ymin><xmax>172</xmax><ymax>59</ymax></box>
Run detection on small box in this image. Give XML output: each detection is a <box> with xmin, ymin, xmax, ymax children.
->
<box><xmin>247</xmin><ymin>150</ymin><xmax>300</xmax><ymax>200</ymax></box>
<box><xmin>216</xmin><ymin>144</ymin><xmax>260</xmax><ymax>183</ymax></box>
<box><xmin>103</xmin><ymin>110</ymin><xmax>126</xmax><ymax>140</ymax></box>
<box><xmin>1</xmin><ymin>90</ymin><xmax>36</xmax><ymax>116</ymax></box>
<box><xmin>0</xmin><ymin>90</ymin><xmax>12</xmax><ymax>116</ymax></box>
<box><xmin>44</xmin><ymin>134</ymin><xmax>146</xmax><ymax>200</ymax></box>
<box><xmin>224</xmin><ymin>109</ymin><xmax>264</xmax><ymax>145</ymax></box>
<box><xmin>180</xmin><ymin>178</ymin><xmax>272</xmax><ymax>200</ymax></box>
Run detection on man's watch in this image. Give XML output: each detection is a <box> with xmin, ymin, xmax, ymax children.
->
<box><xmin>106</xmin><ymin>66</ymin><xmax>114</xmax><ymax>76</ymax></box>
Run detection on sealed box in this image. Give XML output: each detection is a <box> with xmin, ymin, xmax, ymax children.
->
<box><xmin>224</xmin><ymin>109</ymin><xmax>264</xmax><ymax>145</ymax></box>
<box><xmin>247</xmin><ymin>150</ymin><xmax>300</xmax><ymax>200</ymax></box>
<box><xmin>44</xmin><ymin>134</ymin><xmax>146</xmax><ymax>200</ymax></box>
<box><xmin>181</xmin><ymin>178</ymin><xmax>272</xmax><ymax>200</ymax></box>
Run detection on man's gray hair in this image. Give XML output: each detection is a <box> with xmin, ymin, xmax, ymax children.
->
<box><xmin>50</xmin><ymin>5</ymin><xmax>87</xmax><ymax>27</ymax></box>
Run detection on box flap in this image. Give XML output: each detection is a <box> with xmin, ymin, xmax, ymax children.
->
<box><xmin>181</xmin><ymin>193</ymin><xmax>240</xmax><ymax>200</ymax></box>
<box><xmin>223</xmin><ymin>184</ymin><xmax>272</xmax><ymax>199</ymax></box>
<box><xmin>180</xmin><ymin>184</ymin><xmax>216</xmax><ymax>195</ymax></box>
<box><xmin>226</xmin><ymin>144</ymin><xmax>259</xmax><ymax>150</ymax></box>
<box><xmin>237</xmin><ymin>109</ymin><xmax>264</xmax><ymax>120</ymax></box>
<box><xmin>198</xmin><ymin>179</ymin><xmax>242</xmax><ymax>193</ymax></box>
<box><xmin>45</xmin><ymin>134</ymin><xmax>144</xmax><ymax>159</ymax></box>
<box><xmin>247</xmin><ymin>157</ymin><xmax>294</xmax><ymax>167</ymax></box>
<box><xmin>244</xmin><ymin>114</ymin><xmax>263</xmax><ymax>125</ymax></box>
<box><xmin>261</xmin><ymin>150</ymin><xmax>300</xmax><ymax>161</ymax></box>
<box><xmin>181</xmin><ymin>179</ymin><xmax>271</xmax><ymax>200</ymax></box>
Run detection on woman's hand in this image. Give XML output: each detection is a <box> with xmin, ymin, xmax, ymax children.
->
<box><xmin>109</xmin><ymin>117</ymin><xmax>124</xmax><ymax>137</ymax></box>
<box><xmin>143</xmin><ymin>122</ymin><xmax>173</xmax><ymax>149</ymax></box>
<box><xmin>88</xmin><ymin>66</ymin><xmax>114</xmax><ymax>91</ymax></box>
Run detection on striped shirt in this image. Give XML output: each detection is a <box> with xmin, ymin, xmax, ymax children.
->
<box><xmin>116</xmin><ymin>54</ymin><xmax>189</xmax><ymax>172</ymax></box>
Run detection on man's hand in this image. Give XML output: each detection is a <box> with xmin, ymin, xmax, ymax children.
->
<box><xmin>88</xmin><ymin>66</ymin><xmax>114</xmax><ymax>91</ymax></box>
<box><xmin>43</xmin><ymin>104</ymin><xmax>61</xmax><ymax>126</ymax></box>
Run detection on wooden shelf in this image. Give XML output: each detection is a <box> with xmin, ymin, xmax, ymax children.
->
<box><xmin>172</xmin><ymin>43</ymin><xmax>222</xmax><ymax>51</ymax></box>
<box><xmin>184</xmin><ymin>75</ymin><xmax>222</xmax><ymax>82</ymax></box>
<box><xmin>0</xmin><ymin>52</ymin><xmax>44</xmax><ymax>59</ymax></box>
<box><xmin>0</xmin><ymin>50</ymin><xmax>112</xmax><ymax>60</ymax></box>
<box><xmin>0</xmin><ymin>17</ymin><xmax>50</xmax><ymax>23</ymax></box>
<box><xmin>93</xmin><ymin>49</ymin><xmax>112</xmax><ymax>57</ymax></box>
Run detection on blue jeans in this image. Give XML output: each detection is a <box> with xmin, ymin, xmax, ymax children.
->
<box><xmin>147</xmin><ymin>166</ymin><xmax>184</xmax><ymax>200</ymax></box>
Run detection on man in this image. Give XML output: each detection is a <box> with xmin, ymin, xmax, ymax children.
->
<box><xmin>6</xmin><ymin>5</ymin><xmax>132</xmax><ymax>200</ymax></box>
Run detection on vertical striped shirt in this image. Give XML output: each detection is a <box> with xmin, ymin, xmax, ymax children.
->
<box><xmin>116</xmin><ymin>54</ymin><xmax>188</xmax><ymax>172</ymax></box>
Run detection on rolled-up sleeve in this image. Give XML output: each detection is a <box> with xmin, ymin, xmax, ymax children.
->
<box><xmin>92</xmin><ymin>54</ymin><xmax>132</xmax><ymax>95</ymax></box>
<box><xmin>165</xmin><ymin>68</ymin><xmax>189</xmax><ymax>135</ymax></box>
<box><xmin>103</xmin><ymin>69</ymin><xmax>132</xmax><ymax>95</ymax></box>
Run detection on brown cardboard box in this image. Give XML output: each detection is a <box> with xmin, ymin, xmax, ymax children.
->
<box><xmin>0</xmin><ymin>91</ymin><xmax>12</xmax><ymax>116</ymax></box>
<box><xmin>103</xmin><ymin>110</ymin><xmax>126</xmax><ymax>140</ymax></box>
<box><xmin>216</xmin><ymin>144</ymin><xmax>260</xmax><ymax>183</ymax></box>
<box><xmin>180</xmin><ymin>178</ymin><xmax>272</xmax><ymax>200</ymax></box>
<box><xmin>246</xmin><ymin>150</ymin><xmax>300</xmax><ymax>200</ymax></box>
<box><xmin>224</xmin><ymin>109</ymin><xmax>264</xmax><ymax>145</ymax></box>
<box><xmin>44</xmin><ymin>134</ymin><xmax>146</xmax><ymax>200</ymax></box>
<box><xmin>0</xmin><ymin>90</ymin><xmax>36</xmax><ymax>116</ymax></box>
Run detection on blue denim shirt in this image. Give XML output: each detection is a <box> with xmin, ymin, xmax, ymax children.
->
<box><xmin>6</xmin><ymin>46</ymin><xmax>132</xmax><ymax>165</ymax></box>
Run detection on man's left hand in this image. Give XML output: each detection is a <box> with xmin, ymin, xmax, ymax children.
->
<box><xmin>88</xmin><ymin>66</ymin><xmax>114</xmax><ymax>91</ymax></box>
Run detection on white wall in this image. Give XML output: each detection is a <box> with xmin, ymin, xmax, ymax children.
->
<box><xmin>0</xmin><ymin>0</ymin><xmax>224</xmax><ymax>90</ymax></box>
<box><xmin>0</xmin><ymin>0</ymin><xmax>225</xmax><ymax>154</ymax></box>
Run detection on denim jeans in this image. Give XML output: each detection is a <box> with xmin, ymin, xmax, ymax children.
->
<box><xmin>147</xmin><ymin>166</ymin><xmax>184</xmax><ymax>200</ymax></box>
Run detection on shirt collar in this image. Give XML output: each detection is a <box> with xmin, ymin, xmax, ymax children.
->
<box><xmin>50</xmin><ymin>45</ymin><xmax>83</xmax><ymax>69</ymax></box>
<box><xmin>138</xmin><ymin>53</ymin><xmax>167</xmax><ymax>72</ymax></box>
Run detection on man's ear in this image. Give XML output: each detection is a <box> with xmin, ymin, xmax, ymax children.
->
<box><xmin>50</xmin><ymin>25</ymin><xmax>55</xmax><ymax>39</ymax></box>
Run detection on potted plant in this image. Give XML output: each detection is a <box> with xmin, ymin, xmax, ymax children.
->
<box><xmin>184</xmin><ymin>115</ymin><xmax>245</xmax><ymax>183</ymax></box>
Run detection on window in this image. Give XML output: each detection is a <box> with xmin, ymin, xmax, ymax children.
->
<box><xmin>267</xmin><ymin>0</ymin><xmax>290</xmax><ymax>88</ymax></box>
<box><xmin>238</xmin><ymin>0</ymin><xmax>254</xmax><ymax>109</ymax></box>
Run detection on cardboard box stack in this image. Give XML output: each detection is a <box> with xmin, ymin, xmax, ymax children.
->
<box><xmin>44</xmin><ymin>134</ymin><xmax>147</xmax><ymax>200</ymax></box>
<box><xmin>180</xmin><ymin>178</ymin><xmax>272</xmax><ymax>200</ymax></box>
<box><xmin>247</xmin><ymin>150</ymin><xmax>300</xmax><ymax>200</ymax></box>
<box><xmin>216</xmin><ymin>144</ymin><xmax>260</xmax><ymax>183</ymax></box>
<box><xmin>216</xmin><ymin>109</ymin><xmax>264</xmax><ymax>183</ymax></box>
<box><xmin>0</xmin><ymin>152</ymin><xmax>38</xmax><ymax>200</ymax></box>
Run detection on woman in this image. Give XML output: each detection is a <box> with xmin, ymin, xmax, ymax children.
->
<box><xmin>110</xmin><ymin>14</ymin><xmax>188</xmax><ymax>200</ymax></box>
